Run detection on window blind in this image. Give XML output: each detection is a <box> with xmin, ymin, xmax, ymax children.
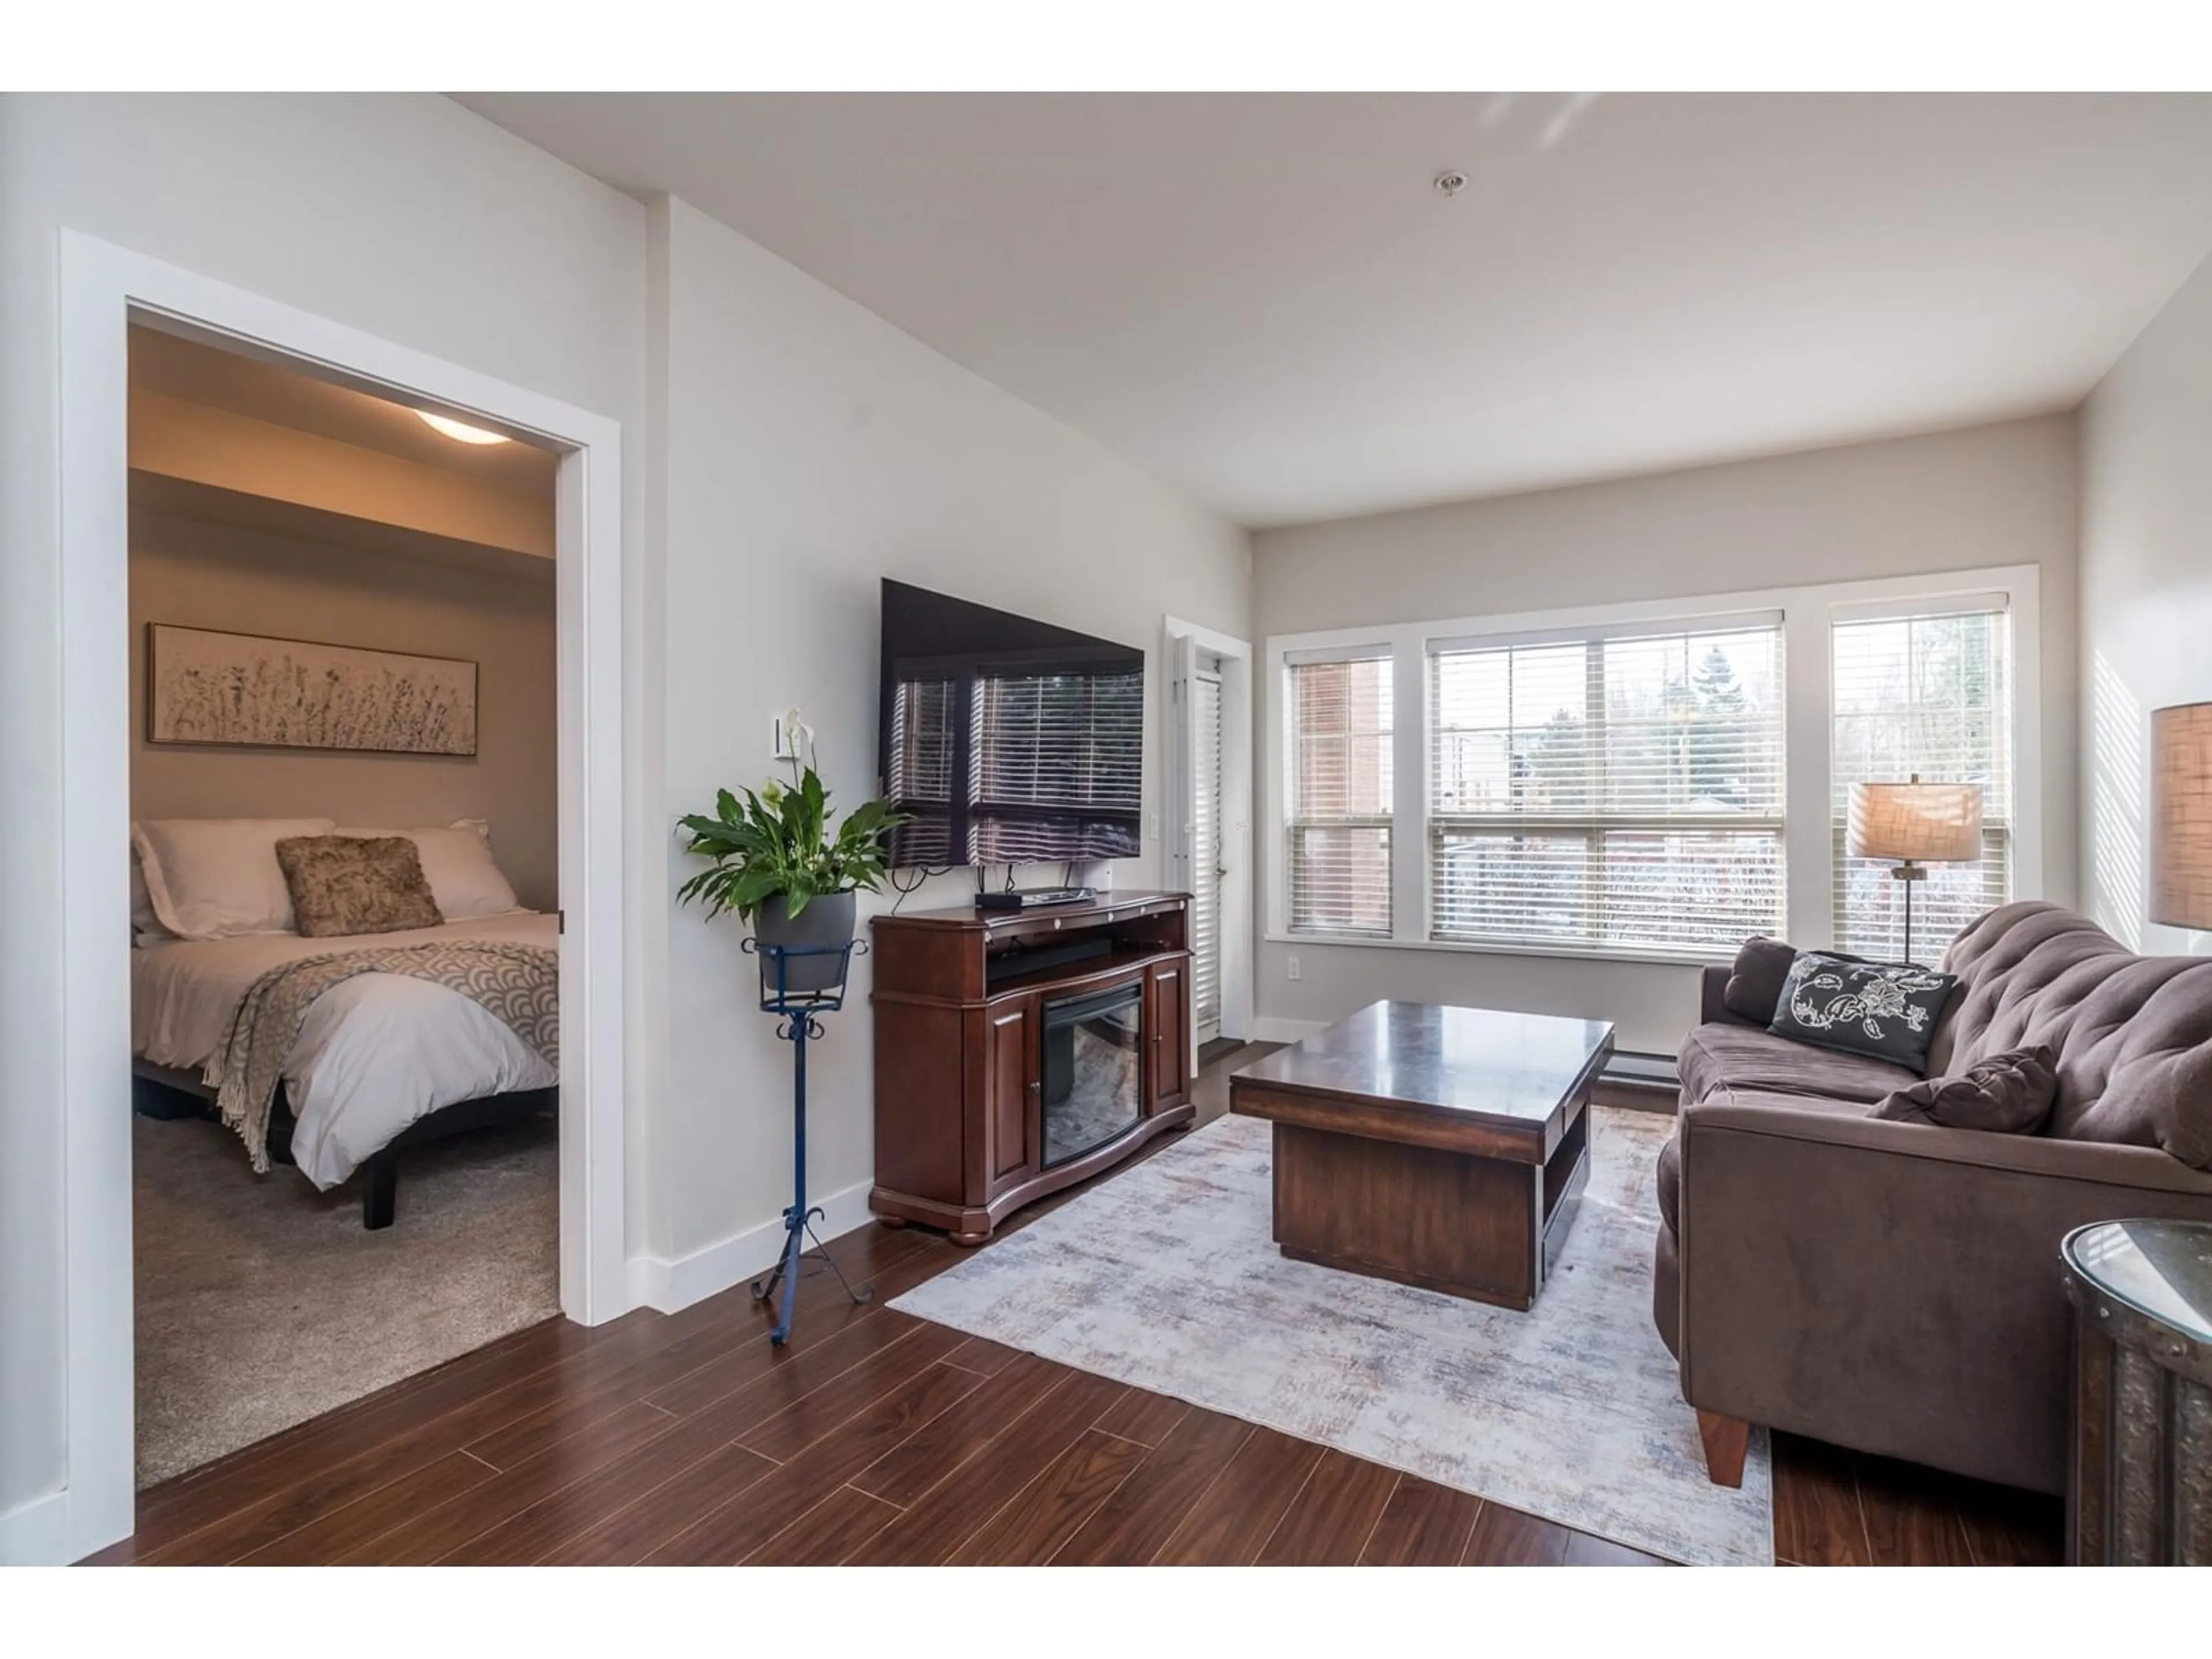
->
<box><xmin>1831</xmin><ymin>606</ymin><xmax>2012</xmax><ymax>960</ymax></box>
<box><xmin>1192</xmin><ymin>666</ymin><xmax>1224</xmax><ymax>1031</ymax></box>
<box><xmin>1286</xmin><ymin>653</ymin><xmax>1393</xmax><ymax>936</ymax></box>
<box><xmin>885</xmin><ymin>678</ymin><xmax>956</xmax><ymax>866</ymax></box>
<box><xmin>1427</xmin><ymin>622</ymin><xmax>1786</xmax><ymax>952</ymax></box>
<box><xmin>968</xmin><ymin>669</ymin><xmax>1143</xmax><ymax>862</ymax></box>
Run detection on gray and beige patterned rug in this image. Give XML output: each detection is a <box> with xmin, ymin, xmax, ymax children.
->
<box><xmin>893</xmin><ymin>1104</ymin><xmax>1774</xmax><ymax>1565</ymax></box>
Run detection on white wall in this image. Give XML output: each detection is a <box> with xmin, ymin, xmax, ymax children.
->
<box><xmin>2080</xmin><ymin>253</ymin><xmax>2212</xmax><ymax>955</ymax></box>
<box><xmin>648</xmin><ymin>198</ymin><xmax>1250</xmax><ymax>1273</ymax></box>
<box><xmin>0</xmin><ymin>93</ymin><xmax>648</xmax><ymax>1555</ymax></box>
<box><xmin>1251</xmin><ymin>416</ymin><xmax>2081</xmax><ymax>1052</ymax></box>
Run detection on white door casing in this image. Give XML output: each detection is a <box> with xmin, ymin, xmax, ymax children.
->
<box><xmin>47</xmin><ymin>231</ymin><xmax>629</xmax><ymax>1566</ymax></box>
<box><xmin>1161</xmin><ymin>617</ymin><xmax>1253</xmax><ymax>1054</ymax></box>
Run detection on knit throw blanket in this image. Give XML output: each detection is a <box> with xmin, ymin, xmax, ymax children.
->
<box><xmin>207</xmin><ymin>942</ymin><xmax>560</xmax><ymax>1172</ymax></box>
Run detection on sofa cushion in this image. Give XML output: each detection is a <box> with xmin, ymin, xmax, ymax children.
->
<box><xmin>1679</xmin><ymin>1021</ymin><xmax>1920</xmax><ymax>1108</ymax></box>
<box><xmin>1770</xmin><ymin>952</ymin><xmax>1957</xmax><ymax>1073</ymax></box>
<box><xmin>1873</xmin><ymin>1044</ymin><xmax>2059</xmax><ymax>1135</ymax></box>
<box><xmin>1723</xmin><ymin>937</ymin><xmax>1798</xmax><ymax>1025</ymax></box>
<box><xmin>1656</xmin><ymin>1085</ymin><xmax>1870</xmax><ymax>1236</ymax></box>
<box><xmin>1939</xmin><ymin>901</ymin><xmax>2212</xmax><ymax>1169</ymax></box>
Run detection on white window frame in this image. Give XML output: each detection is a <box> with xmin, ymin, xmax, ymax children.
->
<box><xmin>1279</xmin><ymin>642</ymin><xmax>1396</xmax><ymax>938</ymax></box>
<box><xmin>1261</xmin><ymin>564</ymin><xmax>2041</xmax><ymax>965</ymax></box>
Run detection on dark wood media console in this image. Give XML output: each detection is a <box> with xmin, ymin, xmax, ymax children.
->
<box><xmin>869</xmin><ymin>891</ymin><xmax>1195</xmax><ymax>1244</ymax></box>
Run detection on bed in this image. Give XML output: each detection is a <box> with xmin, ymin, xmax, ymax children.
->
<box><xmin>132</xmin><ymin>911</ymin><xmax>560</xmax><ymax>1227</ymax></box>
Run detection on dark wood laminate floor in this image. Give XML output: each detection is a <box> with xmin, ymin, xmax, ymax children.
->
<box><xmin>86</xmin><ymin>1044</ymin><xmax>2062</xmax><ymax>1567</ymax></box>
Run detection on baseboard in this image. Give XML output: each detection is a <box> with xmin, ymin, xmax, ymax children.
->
<box><xmin>625</xmin><ymin>1177</ymin><xmax>877</xmax><ymax>1315</ymax></box>
<box><xmin>0</xmin><ymin>1487</ymin><xmax>71</xmax><ymax>1567</ymax></box>
<box><xmin>1247</xmin><ymin>1016</ymin><xmax>1325</xmax><ymax>1045</ymax></box>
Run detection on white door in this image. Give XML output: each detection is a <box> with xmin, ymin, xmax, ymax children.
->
<box><xmin>1191</xmin><ymin>658</ymin><xmax>1226</xmax><ymax>1046</ymax></box>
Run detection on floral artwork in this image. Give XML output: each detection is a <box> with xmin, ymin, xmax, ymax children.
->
<box><xmin>147</xmin><ymin>625</ymin><xmax>478</xmax><ymax>756</ymax></box>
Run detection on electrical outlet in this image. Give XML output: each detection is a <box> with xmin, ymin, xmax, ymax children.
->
<box><xmin>1286</xmin><ymin>953</ymin><xmax>1301</xmax><ymax>982</ymax></box>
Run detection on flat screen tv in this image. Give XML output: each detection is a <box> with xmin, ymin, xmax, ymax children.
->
<box><xmin>878</xmin><ymin>579</ymin><xmax>1144</xmax><ymax>869</ymax></box>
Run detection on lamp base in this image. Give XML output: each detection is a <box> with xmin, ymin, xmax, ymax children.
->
<box><xmin>1888</xmin><ymin>861</ymin><xmax>1923</xmax><ymax>965</ymax></box>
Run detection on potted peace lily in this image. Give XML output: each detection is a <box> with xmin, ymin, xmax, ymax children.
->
<box><xmin>677</xmin><ymin>711</ymin><xmax>904</xmax><ymax>994</ymax></box>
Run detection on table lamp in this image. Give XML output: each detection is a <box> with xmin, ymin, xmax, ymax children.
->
<box><xmin>1848</xmin><ymin>774</ymin><xmax>1984</xmax><ymax>963</ymax></box>
<box><xmin>2152</xmin><ymin>702</ymin><xmax>2212</xmax><ymax>933</ymax></box>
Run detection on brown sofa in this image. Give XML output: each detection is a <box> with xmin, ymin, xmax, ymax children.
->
<box><xmin>1653</xmin><ymin>901</ymin><xmax>2212</xmax><ymax>1495</ymax></box>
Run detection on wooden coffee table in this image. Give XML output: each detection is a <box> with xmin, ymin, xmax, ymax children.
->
<box><xmin>1229</xmin><ymin>1000</ymin><xmax>1614</xmax><ymax>1311</ymax></box>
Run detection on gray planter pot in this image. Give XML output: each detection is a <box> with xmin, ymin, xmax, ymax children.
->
<box><xmin>753</xmin><ymin>889</ymin><xmax>857</xmax><ymax>997</ymax></box>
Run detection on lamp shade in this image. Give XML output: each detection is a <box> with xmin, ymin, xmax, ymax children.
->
<box><xmin>2152</xmin><ymin>701</ymin><xmax>2212</xmax><ymax>930</ymax></box>
<box><xmin>1848</xmin><ymin>781</ymin><xmax>1984</xmax><ymax>863</ymax></box>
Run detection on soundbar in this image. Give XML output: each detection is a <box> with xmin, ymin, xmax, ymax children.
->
<box><xmin>975</xmin><ymin>885</ymin><xmax>1097</xmax><ymax>912</ymax></box>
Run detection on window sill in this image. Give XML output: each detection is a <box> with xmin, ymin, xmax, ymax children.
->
<box><xmin>1264</xmin><ymin>931</ymin><xmax>1736</xmax><ymax>969</ymax></box>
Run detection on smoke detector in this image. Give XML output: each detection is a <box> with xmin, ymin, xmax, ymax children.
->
<box><xmin>1434</xmin><ymin>169</ymin><xmax>1467</xmax><ymax>198</ymax></box>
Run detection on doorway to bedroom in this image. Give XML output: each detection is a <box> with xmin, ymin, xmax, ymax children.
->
<box><xmin>124</xmin><ymin>324</ymin><xmax>567</xmax><ymax>1487</ymax></box>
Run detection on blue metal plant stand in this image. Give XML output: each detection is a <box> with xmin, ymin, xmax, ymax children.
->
<box><xmin>744</xmin><ymin>937</ymin><xmax>874</xmax><ymax>1346</ymax></box>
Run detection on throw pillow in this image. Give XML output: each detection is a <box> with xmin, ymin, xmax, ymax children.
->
<box><xmin>1769</xmin><ymin>950</ymin><xmax>1959</xmax><ymax>1073</ymax></box>
<box><xmin>1724</xmin><ymin>937</ymin><xmax>1798</xmax><ymax>1024</ymax></box>
<box><xmin>1873</xmin><ymin>1044</ymin><xmax>2059</xmax><ymax>1135</ymax></box>
<box><xmin>275</xmin><ymin>836</ymin><xmax>444</xmax><ymax>938</ymax></box>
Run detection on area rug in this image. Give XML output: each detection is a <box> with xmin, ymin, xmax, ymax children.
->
<box><xmin>892</xmin><ymin>1104</ymin><xmax>1774</xmax><ymax>1565</ymax></box>
<box><xmin>133</xmin><ymin>1112</ymin><xmax>559</xmax><ymax>1488</ymax></box>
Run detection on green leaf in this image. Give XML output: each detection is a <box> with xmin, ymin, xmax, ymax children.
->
<box><xmin>675</xmin><ymin>743</ymin><xmax>905</xmax><ymax>924</ymax></box>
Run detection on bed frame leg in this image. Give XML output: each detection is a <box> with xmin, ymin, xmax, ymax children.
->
<box><xmin>363</xmin><ymin>1150</ymin><xmax>397</xmax><ymax>1230</ymax></box>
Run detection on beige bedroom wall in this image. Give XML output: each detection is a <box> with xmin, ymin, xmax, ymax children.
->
<box><xmin>128</xmin><ymin>498</ymin><xmax>560</xmax><ymax>910</ymax></box>
<box><xmin>130</xmin><ymin>389</ymin><xmax>555</xmax><ymax>558</ymax></box>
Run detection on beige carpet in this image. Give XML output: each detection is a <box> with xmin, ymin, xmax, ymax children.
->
<box><xmin>893</xmin><ymin>1104</ymin><xmax>1774</xmax><ymax>1566</ymax></box>
<box><xmin>133</xmin><ymin>1111</ymin><xmax>559</xmax><ymax>1488</ymax></box>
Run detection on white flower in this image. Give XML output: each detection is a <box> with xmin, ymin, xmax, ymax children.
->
<box><xmin>783</xmin><ymin>707</ymin><xmax>816</xmax><ymax>767</ymax></box>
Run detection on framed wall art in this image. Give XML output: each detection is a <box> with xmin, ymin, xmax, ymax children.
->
<box><xmin>146</xmin><ymin>624</ymin><xmax>479</xmax><ymax>756</ymax></box>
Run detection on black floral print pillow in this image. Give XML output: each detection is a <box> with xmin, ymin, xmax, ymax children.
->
<box><xmin>1768</xmin><ymin>950</ymin><xmax>1959</xmax><ymax>1073</ymax></box>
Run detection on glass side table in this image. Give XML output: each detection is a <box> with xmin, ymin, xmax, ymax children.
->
<box><xmin>2060</xmin><ymin>1219</ymin><xmax>2212</xmax><ymax>1565</ymax></box>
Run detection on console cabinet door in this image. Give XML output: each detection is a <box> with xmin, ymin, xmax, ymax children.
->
<box><xmin>982</xmin><ymin>995</ymin><xmax>1039</xmax><ymax>1190</ymax></box>
<box><xmin>1146</xmin><ymin>959</ymin><xmax>1189</xmax><ymax>1110</ymax></box>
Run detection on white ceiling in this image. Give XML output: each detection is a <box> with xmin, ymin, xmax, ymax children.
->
<box><xmin>457</xmin><ymin>92</ymin><xmax>2212</xmax><ymax>528</ymax></box>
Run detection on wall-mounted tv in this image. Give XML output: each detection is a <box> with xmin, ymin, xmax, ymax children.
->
<box><xmin>878</xmin><ymin>579</ymin><xmax>1144</xmax><ymax>869</ymax></box>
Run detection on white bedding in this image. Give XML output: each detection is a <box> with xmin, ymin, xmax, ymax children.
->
<box><xmin>132</xmin><ymin>913</ymin><xmax>559</xmax><ymax>1190</ymax></box>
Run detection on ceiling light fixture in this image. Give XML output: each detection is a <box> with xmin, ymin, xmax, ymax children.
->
<box><xmin>416</xmin><ymin>410</ymin><xmax>510</xmax><ymax>445</ymax></box>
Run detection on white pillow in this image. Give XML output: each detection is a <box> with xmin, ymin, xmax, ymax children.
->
<box><xmin>131</xmin><ymin>817</ymin><xmax>337</xmax><ymax>940</ymax></box>
<box><xmin>335</xmin><ymin>819</ymin><xmax>524</xmax><ymax>921</ymax></box>
<box><xmin>129</xmin><ymin>846</ymin><xmax>175</xmax><ymax>947</ymax></box>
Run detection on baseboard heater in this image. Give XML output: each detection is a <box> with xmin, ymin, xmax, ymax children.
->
<box><xmin>1600</xmin><ymin>1050</ymin><xmax>1679</xmax><ymax>1092</ymax></box>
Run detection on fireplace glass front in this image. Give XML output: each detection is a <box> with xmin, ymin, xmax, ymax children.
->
<box><xmin>1039</xmin><ymin>979</ymin><xmax>1144</xmax><ymax>1168</ymax></box>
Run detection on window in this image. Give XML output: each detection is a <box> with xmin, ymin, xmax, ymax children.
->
<box><xmin>1831</xmin><ymin>605</ymin><xmax>2012</xmax><ymax>959</ymax></box>
<box><xmin>1285</xmin><ymin>651</ymin><xmax>1392</xmax><ymax>935</ymax></box>
<box><xmin>1428</xmin><ymin>620</ymin><xmax>1786</xmax><ymax>952</ymax></box>
<box><xmin>1266</xmin><ymin>565</ymin><xmax>2038</xmax><ymax>964</ymax></box>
